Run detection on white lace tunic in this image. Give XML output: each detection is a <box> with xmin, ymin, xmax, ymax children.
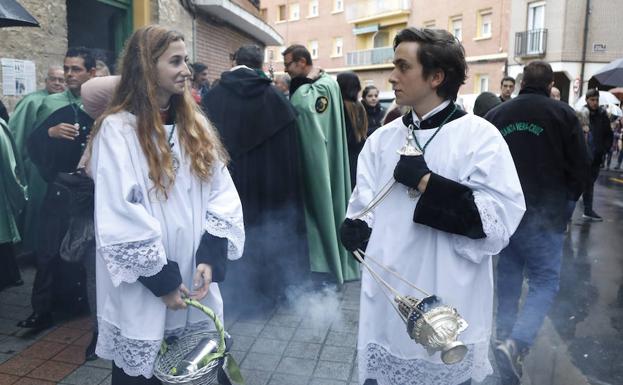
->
<box><xmin>90</xmin><ymin>111</ymin><xmax>244</xmax><ymax>378</ymax></box>
<box><xmin>346</xmin><ymin>113</ymin><xmax>525</xmax><ymax>385</ymax></box>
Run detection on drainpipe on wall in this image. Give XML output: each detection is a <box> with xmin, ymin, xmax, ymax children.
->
<box><xmin>579</xmin><ymin>0</ymin><xmax>591</xmax><ymax>94</ymax></box>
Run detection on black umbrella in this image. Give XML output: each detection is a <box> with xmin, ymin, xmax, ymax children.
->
<box><xmin>593</xmin><ymin>57</ymin><xmax>623</xmax><ymax>87</ymax></box>
<box><xmin>0</xmin><ymin>0</ymin><xmax>39</xmax><ymax>28</ymax></box>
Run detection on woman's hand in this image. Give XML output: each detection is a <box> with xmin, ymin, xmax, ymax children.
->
<box><xmin>191</xmin><ymin>263</ymin><xmax>213</xmax><ymax>301</ymax></box>
<box><xmin>161</xmin><ymin>284</ymin><xmax>189</xmax><ymax>310</ymax></box>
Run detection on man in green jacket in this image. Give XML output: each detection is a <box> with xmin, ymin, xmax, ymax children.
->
<box><xmin>0</xmin><ymin>117</ymin><xmax>27</xmax><ymax>291</ymax></box>
<box><xmin>283</xmin><ymin>44</ymin><xmax>359</xmax><ymax>284</ymax></box>
<box><xmin>9</xmin><ymin>65</ymin><xmax>65</xmax><ymax>256</ymax></box>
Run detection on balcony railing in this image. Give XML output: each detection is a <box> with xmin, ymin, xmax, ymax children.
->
<box><xmin>346</xmin><ymin>46</ymin><xmax>394</xmax><ymax>67</ymax></box>
<box><xmin>515</xmin><ymin>29</ymin><xmax>548</xmax><ymax>57</ymax></box>
<box><xmin>346</xmin><ymin>0</ymin><xmax>410</xmax><ymax>22</ymax></box>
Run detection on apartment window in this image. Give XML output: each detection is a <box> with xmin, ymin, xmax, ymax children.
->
<box><xmin>450</xmin><ymin>17</ymin><xmax>462</xmax><ymax>41</ymax></box>
<box><xmin>309</xmin><ymin>0</ymin><xmax>319</xmax><ymax>17</ymax></box>
<box><xmin>276</xmin><ymin>46</ymin><xmax>285</xmax><ymax>62</ymax></box>
<box><xmin>264</xmin><ymin>49</ymin><xmax>274</xmax><ymax>63</ymax></box>
<box><xmin>424</xmin><ymin>20</ymin><xmax>436</xmax><ymax>28</ymax></box>
<box><xmin>476</xmin><ymin>75</ymin><xmax>489</xmax><ymax>93</ymax></box>
<box><xmin>309</xmin><ymin>40</ymin><xmax>319</xmax><ymax>59</ymax></box>
<box><xmin>528</xmin><ymin>1</ymin><xmax>545</xmax><ymax>30</ymax></box>
<box><xmin>290</xmin><ymin>3</ymin><xmax>300</xmax><ymax>20</ymax></box>
<box><xmin>260</xmin><ymin>8</ymin><xmax>267</xmax><ymax>21</ymax></box>
<box><xmin>373</xmin><ymin>30</ymin><xmax>390</xmax><ymax>48</ymax></box>
<box><xmin>277</xmin><ymin>5</ymin><xmax>286</xmax><ymax>21</ymax></box>
<box><xmin>334</xmin><ymin>0</ymin><xmax>343</xmax><ymax>12</ymax></box>
<box><xmin>478</xmin><ymin>11</ymin><xmax>492</xmax><ymax>38</ymax></box>
<box><xmin>333</xmin><ymin>37</ymin><xmax>343</xmax><ymax>57</ymax></box>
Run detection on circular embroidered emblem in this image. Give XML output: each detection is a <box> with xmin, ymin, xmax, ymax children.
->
<box><xmin>315</xmin><ymin>96</ymin><xmax>329</xmax><ymax>113</ymax></box>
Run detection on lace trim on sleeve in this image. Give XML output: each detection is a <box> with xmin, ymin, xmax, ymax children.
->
<box><xmin>95</xmin><ymin>318</ymin><xmax>161</xmax><ymax>378</ymax></box>
<box><xmin>99</xmin><ymin>238</ymin><xmax>166</xmax><ymax>287</ymax></box>
<box><xmin>205</xmin><ymin>211</ymin><xmax>245</xmax><ymax>261</ymax></box>
<box><xmin>452</xmin><ymin>193</ymin><xmax>510</xmax><ymax>263</ymax></box>
<box><xmin>360</xmin><ymin>341</ymin><xmax>492</xmax><ymax>385</ymax></box>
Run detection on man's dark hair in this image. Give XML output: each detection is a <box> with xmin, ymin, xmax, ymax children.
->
<box><xmin>585</xmin><ymin>88</ymin><xmax>599</xmax><ymax>99</ymax></box>
<box><xmin>521</xmin><ymin>61</ymin><xmax>553</xmax><ymax>90</ymax></box>
<box><xmin>191</xmin><ymin>62</ymin><xmax>207</xmax><ymax>77</ymax></box>
<box><xmin>66</xmin><ymin>47</ymin><xmax>96</xmax><ymax>71</ymax></box>
<box><xmin>233</xmin><ymin>45</ymin><xmax>264</xmax><ymax>69</ymax></box>
<box><xmin>282</xmin><ymin>44</ymin><xmax>312</xmax><ymax>66</ymax></box>
<box><xmin>501</xmin><ymin>76</ymin><xmax>516</xmax><ymax>86</ymax></box>
<box><xmin>393</xmin><ymin>28</ymin><xmax>467</xmax><ymax>101</ymax></box>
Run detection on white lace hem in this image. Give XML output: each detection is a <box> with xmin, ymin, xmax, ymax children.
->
<box><xmin>99</xmin><ymin>237</ymin><xmax>167</xmax><ymax>287</ymax></box>
<box><xmin>359</xmin><ymin>341</ymin><xmax>492</xmax><ymax>385</ymax></box>
<box><xmin>452</xmin><ymin>193</ymin><xmax>509</xmax><ymax>263</ymax></box>
<box><xmin>95</xmin><ymin>318</ymin><xmax>162</xmax><ymax>378</ymax></box>
<box><xmin>205</xmin><ymin>211</ymin><xmax>245</xmax><ymax>261</ymax></box>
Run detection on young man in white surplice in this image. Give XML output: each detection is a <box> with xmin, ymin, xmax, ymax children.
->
<box><xmin>88</xmin><ymin>25</ymin><xmax>244</xmax><ymax>384</ymax></box>
<box><xmin>339</xmin><ymin>28</ymin><xmax>526</xmax><ymax>385</ymax></box>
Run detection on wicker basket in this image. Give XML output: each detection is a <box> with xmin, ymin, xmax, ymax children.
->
<box><xmin>153</xmin><ymin>299</ymin><xmax>226</xmax><ymax>385</ymax></box>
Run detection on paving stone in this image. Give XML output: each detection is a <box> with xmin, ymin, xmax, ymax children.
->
<box><xmin>73</xmin><ymin>332</ymin><xmax>93</xmax><ymax>348</ymax></box>
<box><xmin>20</xmin><ymin>341</ymin><xmax>66</xmax><ymax>360</ymax></box>
<box><xmin>98</xmin><ymin>374</ymin><xmax>111</xmax><ymax>385</ymax></box>
<box><xmin>51</xmin><ymin>345</ymin><xmax>86</xmax><ymax>365</ymax></box>
<box><xmin>267</xmin><ymin>314</ymin><xmax>301</xmax><ymax>328</ymax></box>
<box><xmin>12</xmin><ymin>377</ymin><xmax>55</xmax><ymax>384</ymax></box>
<box><xmin>60</xmin><ymin>365</ymin><xmax>110</xmax><ymax>385</ymax></box>
<box><xmin>325</xmin><ymin>331</ymin><xmax>357</xmax><ymax>348</ymax></box>
<box><xmin>0</xmin><ymin>319</ymin><xmax>21</xmax><ymax>337</ymax></box>
<box><xmin>239</xmin><ymin>368</ymin><xmax>271</xmax><ymax>385</ymax></box>
<box><xmin>291</xmin><ymin>328</ymin><xmax>328</xmax><ymax>344</ymax></box>
<box><xmin>27</xmin><ymin>361</ymin><xmax>78</xmax><ymax>382</ymax></box>
<box><xmin>274</xmin><ymin>356</ymin><xmax>316</xmax><ymax>377</ymax></box>
<box><xmin>351</xmin><ymin>364</ymin><xmax>358</xmax><ymax>383</ymax></box>
<box><xmin>241</xmin><ymin>352</ymin><xmax>281</xmax><ymax>371</ymax></box>
<box><xmin>329</xmin><ymin>319</ymin><xmax>358</xmax><ymax>333</ymax></box>
<box><xmin>82</xmin><ymin>358</ymin><xmax>112</xmax><ymax>370</ymax></box>
<box><xmin>229</xmin><ymin>349</ymin><xmax>247</xmax><ymax>363</ymax></box>
<box><xmin>320</xmin><ymin>345</ymin><xmax>355</xmax><ymax>363</ymax></box>
<box><xmin>268</xmin><ymin>373</ymin><xmax>309</xmax><ymax>385</ymax></box>
<box><xmin>0</xmin><ymin>355</ymin><xmax>44</xmax><ymax>376</ymax></box>
<box><xmin>42</xmin><ymin>327</ymin><xmax>86</xmax><ymax>345</ymax></box>
<box><xmin>0</xmin><ymin>338</ymin><xmax>37</xmax><ymax>356</ymax></box>
<box><xmin>309</xmin><ymin>379</ymin><xmax>348</xmax><ymax>385</ymax></box>
<box><xmin>249</xmin><ymin>338</ymin><xmax>288</xmax><ymax>355</ymax></box>
<box><xmin>0</xmin><ymin>353</ymin><xmax>12</xmax><ymax>365</ymax></box>
<box><xmin>0</xmin><ymin>292</ymin><xmax>27</xmax><ymax>307</ymax></box>
<box><xmin>0</xmin><ymin>305</ymin><xmax>31</xmax><ymax>322</ymax></box>
<box><xmin>258</xmin><ymin>325</ymin><xmax>296</xmax><ymax>341</ymax></box>
<box><xmin>61</xmin><ymin>318</ymin><xmax>92</xmax><ymax>331</ymax></box>
<box><xmin>313</xmin><ymin>361</ymin><xmax>352</xmax><ymax>381</ymax></box>
<box><xmin>299</xmin><ymin>315</ymin><xmax>335</xmax><ymax>330</ymax></box>
<box><xmin>0</xmin><ymin>372</ymin><xmax>19</xmax><ymax>384</ymax></box>
<box><xmin>284</xmin><ymin>341</ymin><xmax>321</xmax><ymax>360</ymax></box>
<box><xmin>229</xmin><ymin>334</ymin><xmax>256</xmax><ymax>352</ymax></box>
<box><xmin>229</xmin><ymin>322</ymin><xmax>265</xmax><ymax>338</ymax></box>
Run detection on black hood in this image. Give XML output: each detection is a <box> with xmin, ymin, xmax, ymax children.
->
<box><xmin>219</xmin><ymin>68</ymin><xmax>272</xmax><ymax>97</ymax></box>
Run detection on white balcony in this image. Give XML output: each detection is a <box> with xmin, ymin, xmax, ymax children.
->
<box><xmin>346</xmin><ymin>0</ymin><xmax>411</xmax><ymax>23</ymax></box>
<box><xmin>346</xmin><ymin>46</ymin><xmax>394</xmax><ymax>67</ymax></box>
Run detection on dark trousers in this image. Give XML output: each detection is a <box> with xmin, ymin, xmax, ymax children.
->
<box><xmin>582</xmin><ymin>154</ymin><xmax>602</xmax><ymax>214</ymax></box>
<box><xmin>0</xmin><ymin>243</ymin><xmax>22</xmax><ymax>289</ymax></box>
<box><xmin>112</xmin><ymin>363</ymin><xmax>161</xmax><ymax>385</ymax></box>
<box><xmin>31</xmin><ymin>252</ymin><xmax>59</xmax><ymax>313</ymax></box>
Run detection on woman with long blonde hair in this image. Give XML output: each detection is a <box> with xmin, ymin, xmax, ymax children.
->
<box><xmin>89</xmin><ymin>25</ymin><xmax>244</xmax><ymax>384</ymax></box>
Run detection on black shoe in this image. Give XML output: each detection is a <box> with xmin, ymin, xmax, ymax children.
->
<box><xmin>495</xmin><ymin>339</ymin><xmax>523</xmax><ymax>385</ymax></box>
<box><xmin>16</xmin><ymin>312</ymin><xmax>53</xmax><ymax>330</ymax></box>
<box><xmin>85</xmin><ymin>331</ymin><xmax>98</xmax><ymax>361</ymax></box>
<box><xmin>582</xmin><ymin>210</ymin><xmax>603</xmax><ymax>222</ymax></box>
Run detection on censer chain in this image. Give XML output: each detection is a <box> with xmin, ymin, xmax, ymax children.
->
<box><xmin>357</xmin><ymin>249</ymin><xmax>431</xmax><ymax>298</ymax></box>
<box><xmin>352</xmin><ymin>177</ymin><xmax>396</xmax><ymax>220</ymax></box>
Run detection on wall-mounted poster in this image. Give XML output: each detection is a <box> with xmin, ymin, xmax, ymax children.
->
<box><xmin>1</xmin><ymin>58</ymin><xmax>36</xmax><ymax>96</ymax></box>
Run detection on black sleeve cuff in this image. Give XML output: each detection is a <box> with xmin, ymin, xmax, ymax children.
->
<box><xmin>413</xmin><ymin>173</ymin><xmax>486</xmax><ymax>239</ymax></box>
<box><xmin>138</xmin><ymin>260</ymin><xmax>182</xmax><ymax>297</ymax></box>
<box><xmin>195</xmin><ymin>232</ymin><xmax>228</xmax><ymax>283</ymax></box>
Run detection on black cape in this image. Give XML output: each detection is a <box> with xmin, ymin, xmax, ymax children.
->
<box><xmin>203</xmin><ymin>68</ymin><xmax>309</xmax><ymax>310</ymax></box>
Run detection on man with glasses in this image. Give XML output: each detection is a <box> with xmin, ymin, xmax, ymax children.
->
<box><xmin>281</xmin><ymin>44</ymin><xmax>358</xmax><ymax>285</ymax></box>
<box><xmin>9</xmin><ymin>65</ymin><xmax>65</xmax><ymax>257</ymax></box>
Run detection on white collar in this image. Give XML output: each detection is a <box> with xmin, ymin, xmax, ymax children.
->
<box><xmin>230</xmin><ymin>65</ymin><xmax>254</xmax><ymax>72</ymax></box>
<box><xmin>411</xmin><ymin>100</ymin><xmax>451</xmax><ymax>127</ymax></box>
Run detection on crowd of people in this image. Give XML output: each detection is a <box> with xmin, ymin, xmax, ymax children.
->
<box><xmin>0</xmin><ymin>24</ymin><xmax>621</xmax><ymax>385</ymax></box>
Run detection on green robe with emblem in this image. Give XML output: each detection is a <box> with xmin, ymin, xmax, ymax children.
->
<box><xmin>290</xmin><ymin>72</ymin><xmax>360</xmax><ymax>283</ymax></box>
<box><xmin>0</xmin><ymin>118</ymin><xmax>27</xmax><ymax>244</ymax></box>
<box><xmin>8</xmin><ymin>89</ymin><xmax>49</xmax><ymax>252</ymax></box>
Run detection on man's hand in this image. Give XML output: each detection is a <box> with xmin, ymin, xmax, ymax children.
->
<box><xmin>191</xmin><ymin>263</ymin><xmax>213</xmax><ymax>301</ymax></box>
<box><xmin>393</xmin><ymin>155</ymin><xmax>431</xmax><ymax>192</ymax></box>
<box><xmin>340</xmin><ymin>218</ymin><xmax>372</xmax><ymax>254</ymax></box>
<box><xmin>161</xmin><ymin>284</ymin><xmax>189</xmax><ymax>310</ymax></box>
<box><xmin>48</xmin><ymin>123</ymin><xmax>79</xmax><ymax>140</ymax></box>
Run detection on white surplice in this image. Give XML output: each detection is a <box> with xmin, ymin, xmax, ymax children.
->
<box><xmin>90</xmin><ymin>111</ymin><xmax>244</xmax><ymax>378</ymax></box>
<box><xmin>346</xmin><ymin>112</ymin><xmax>525</xmax><ymax>385</ymax></box>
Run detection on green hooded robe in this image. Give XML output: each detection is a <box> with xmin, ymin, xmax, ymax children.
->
<box><xmin>0</xmin><ymin>118</ymin><xmax>27</xmax><ymax>244</ymax></box>
<box><xmin>290</xmin><ymin>72</ymin><xmax>360</xmax><ymax>283</ymax></box>
<box><xmin>8</xmin><ymin>89</ymin><xmax>49</xmax><ymax>251</ymax></box>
